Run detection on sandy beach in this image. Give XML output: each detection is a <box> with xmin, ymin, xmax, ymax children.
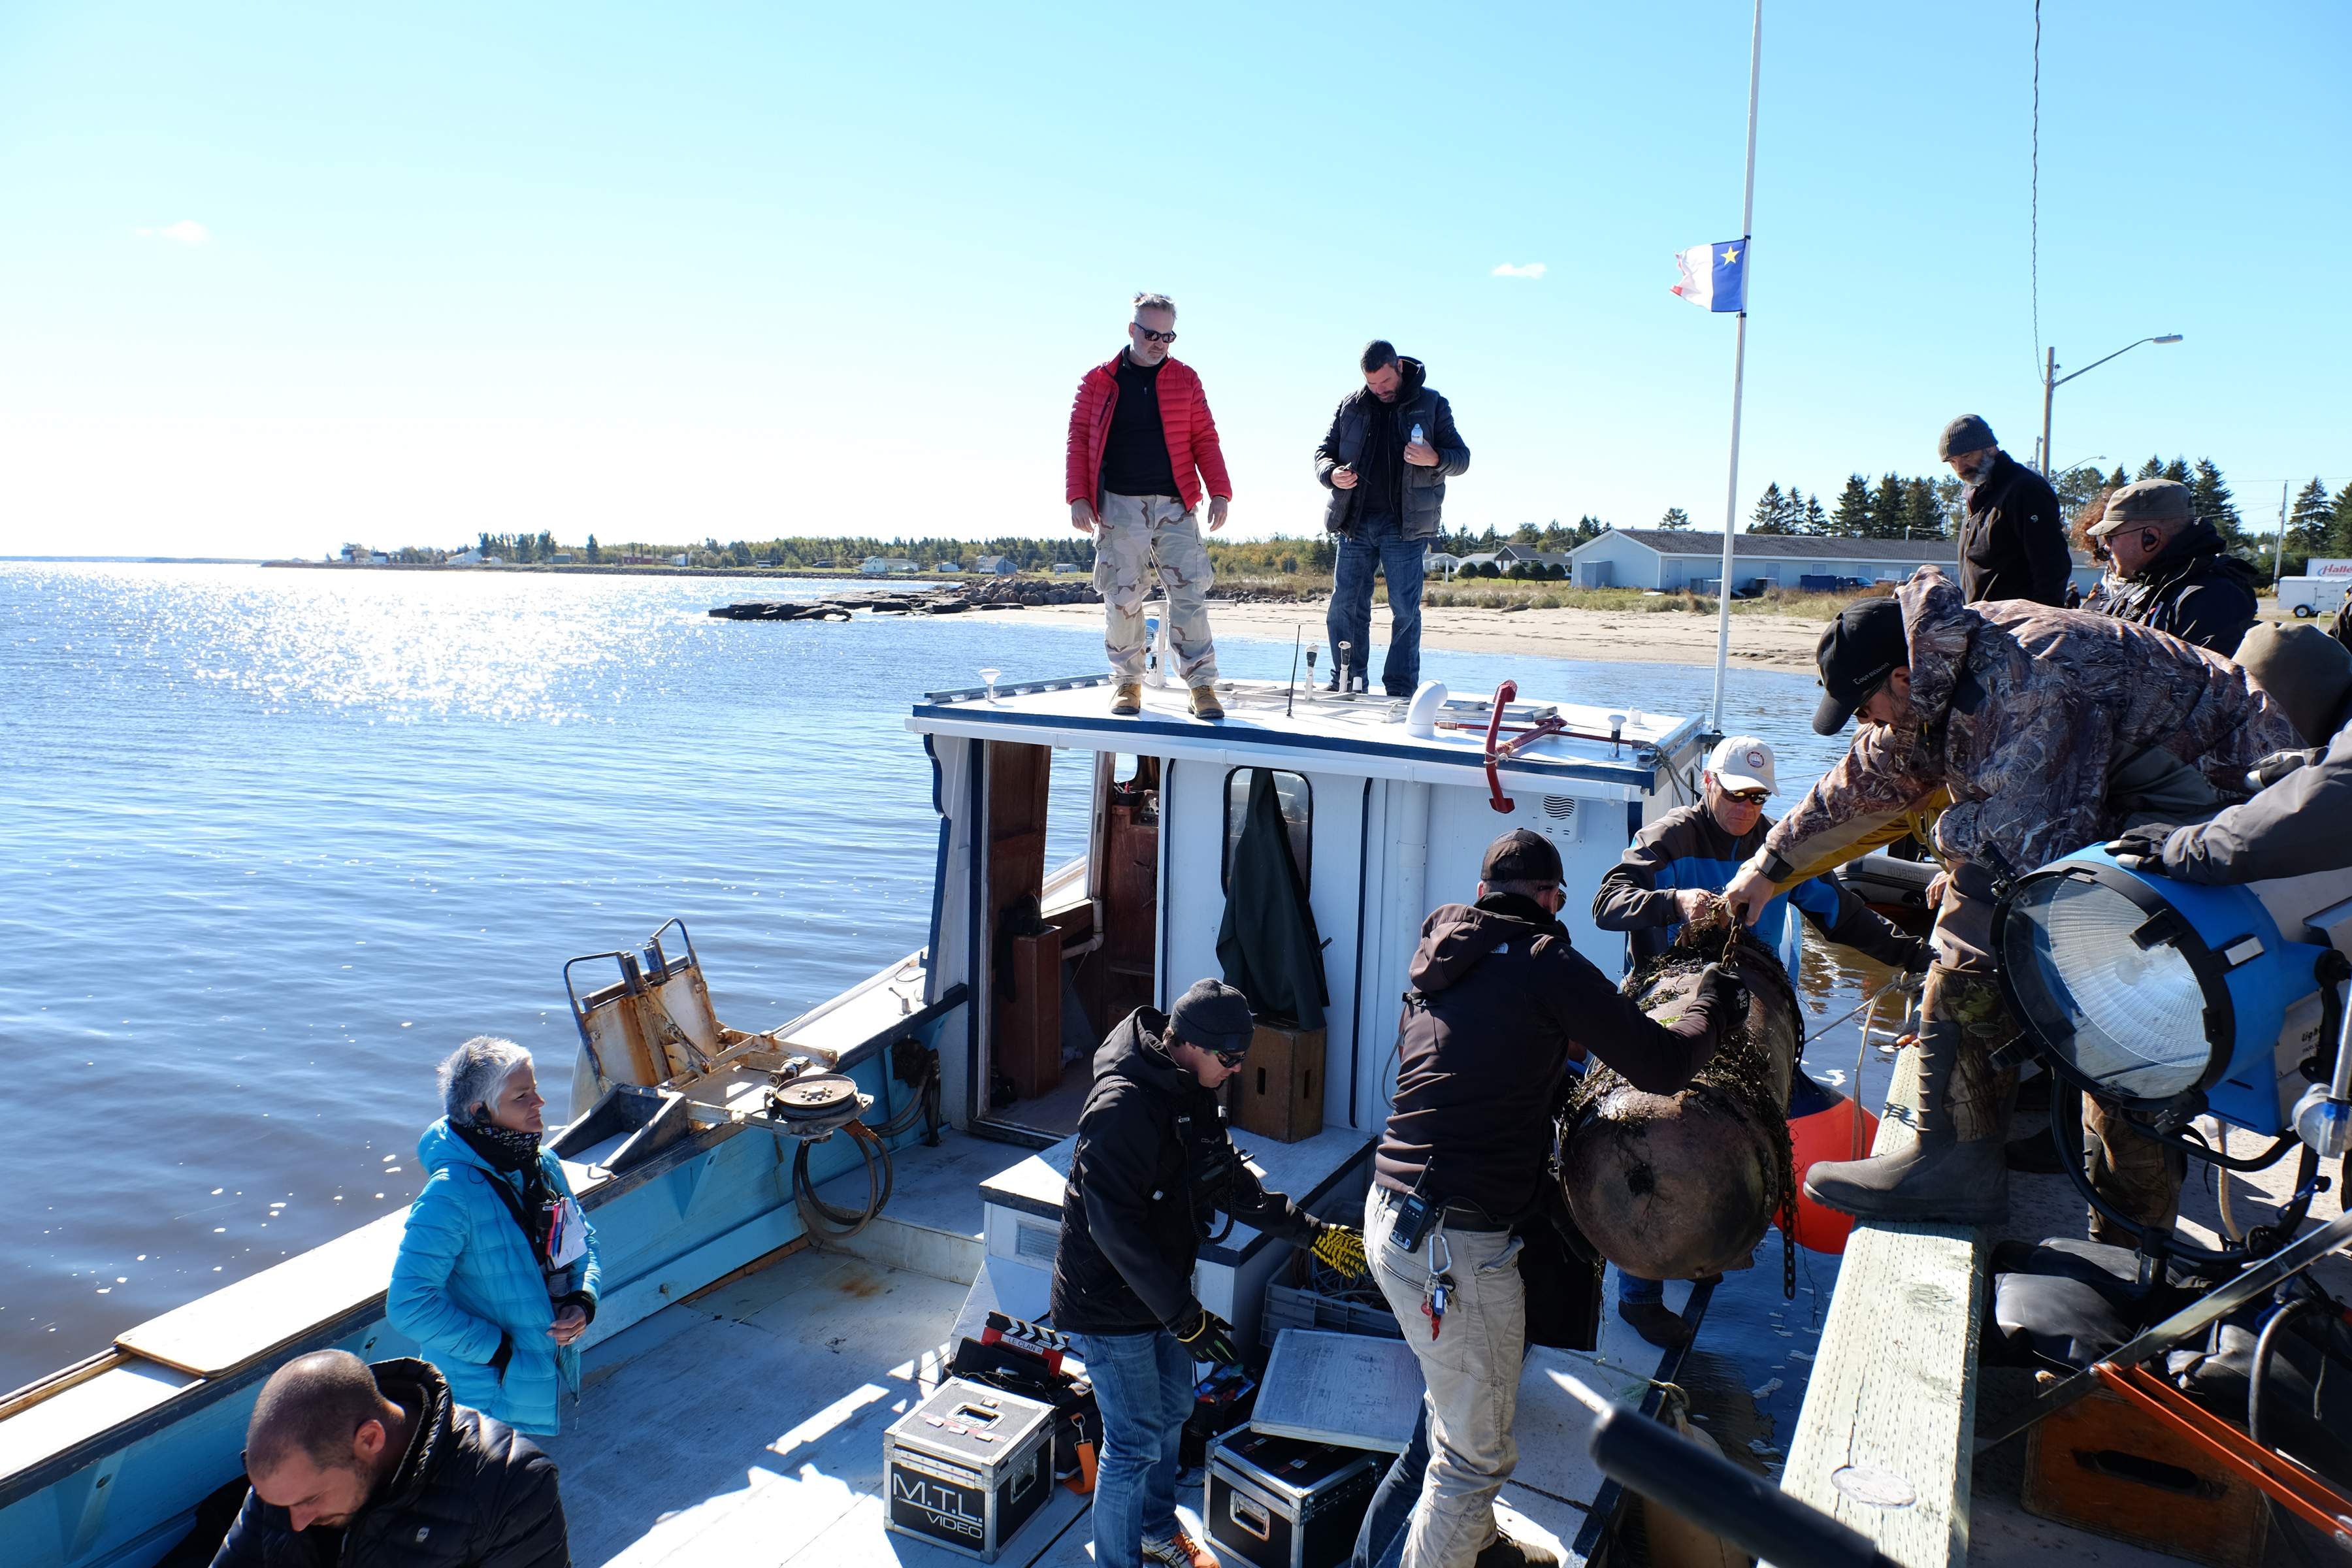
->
<box><xmin>975</xmin><ymin>598</ymin><xmax>1837</xmax><ymax>669</ymax></box>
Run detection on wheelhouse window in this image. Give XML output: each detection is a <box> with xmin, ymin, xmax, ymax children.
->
<box><xmin>1223</xmin><ymin>769</ymin><xmax>1311</xmax><ymax>891</ymax></box>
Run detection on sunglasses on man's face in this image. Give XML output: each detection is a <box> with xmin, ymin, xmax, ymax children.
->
<box><xmin>1132</xmin><ymin>323</ymin><xmax>1177</xmax><ymax>344</ymax></box>
<box><xmin>1211</xmin><ymin>1047</ymin><xmax>1249</xmax><ymax>1068</ymax></box>
<box><xmin>1722</xmin><ymin>787</ymin><xmax>1770</xmax><ymax>805</ymax></box>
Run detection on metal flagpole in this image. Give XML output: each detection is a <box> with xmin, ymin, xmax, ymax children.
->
<box><xmin>1709</xmin><ymin>0</ymin><xmax>1763</xmax><ymax>735</ymax></box>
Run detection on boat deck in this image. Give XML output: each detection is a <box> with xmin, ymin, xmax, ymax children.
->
<box><xmin>537</xmin><ymin>1131</ymin><xmax>1703</xmax><ymax>1568</ymax></box>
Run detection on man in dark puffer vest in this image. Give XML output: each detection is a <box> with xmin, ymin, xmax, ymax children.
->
<box><xmin>212</xmin><ymin>1351</ymin><xmax>567</xmax><ymax>1568</ymax></box>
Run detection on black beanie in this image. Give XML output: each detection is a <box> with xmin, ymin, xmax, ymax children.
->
<box><xmin>1169</xmin><ymin>979</ymin><xmax>1255</xmax><ymax>1057</ymax></box>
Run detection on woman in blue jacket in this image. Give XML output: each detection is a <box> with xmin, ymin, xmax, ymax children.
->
<box><xmin>389</xmin><ymin>1037</ymin><xmax>601</xmax><ymax>1436</ymax></box>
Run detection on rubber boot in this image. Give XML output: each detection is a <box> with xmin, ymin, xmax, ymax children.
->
<box><xmin>1803</xmin><ymin>965</ymin><xmax>2016</xmax><ymax>1226</ymax></box>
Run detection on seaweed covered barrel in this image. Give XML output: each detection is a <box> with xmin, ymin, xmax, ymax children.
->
<box><xmin>1557</xmin><ymin>927</ymin><xmax>1801</xmax><ymax>1282</ymax></box>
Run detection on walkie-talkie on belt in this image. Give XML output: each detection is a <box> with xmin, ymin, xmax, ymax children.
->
<box><xmin>1389</xmin><ymin>1162</ymin><xmax>1439</xmax><ymax>1253</ymax></box>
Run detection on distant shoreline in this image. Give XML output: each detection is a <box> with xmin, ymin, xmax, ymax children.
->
<box><xmin>1</xmin><ymin>555</ymin><xmax>269</xmax><ymax>564</ymax></box>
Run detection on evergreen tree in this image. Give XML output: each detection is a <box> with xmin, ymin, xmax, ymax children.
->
<box><xmin>2288</xmin><ymin>478</ymin><xmax>2333</xmax><ymax>555</ymax></box>
<box><xmin>2137</xmin><ymin>455</ymin><xmax>2166</xmax><ymax>480</ymax></box>
<box><xmin>2333</xmin><ymin>486</ymin><xmax>2352</xmax><ymax>557</ymax></box>
<box><xmin>1659</xmin><ymin>506</ymin><xmax>1693</xmax><ymax>529</ymax></box>
<box><xmin>1802</xmin><ymin>494</ymin><xmax>1829</xmax><ymax>533</ymax></box>
<box><xmin>1935</xmin><ymin>475</ymin><xmax>1967</xmax><ymax>536</ymax></box>
<box><xmin>1867</xmin><ymin>474</ymin><xmax>1908</xmax><ymax>539</ymax></box>
<box><xmin>1832</xmin><ymin>475</ymin><xmax>1872</xmax><ymax>536</ymax></box>
<box><xmin>1902</xmin><ymin>476</ymin><xmax>1944</xmax><ymax>539</ymax></box>
<box><xmin>2107</xmin><ymin>465</ymin><xmax>2131</xmax><ymax>489</ymax></box>
<box><xmin>1511</xmin><ymin>522</ymin><xmax>1543</xmax><ymax>544</ymax></box>
<box><xmin>2191</xmin><ymin>459</ymin><xmax>2246</xmax><ymax>553</ymax></box>
<box><xmin>1747</xmin><ymin>483</ymin><xmax>1789</xmax><ymax>534</ymax></box>
<box><xmin>585</xmin><ymin>534</ymin><xmax>601</xmax><ymax>563</ymax></box>
<box><xmin>2163</xmin><ymin>456</ymin><xmax>2193</xmax><ymax>484</ymax></box>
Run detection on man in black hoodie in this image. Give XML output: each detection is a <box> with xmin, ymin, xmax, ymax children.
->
<box><xmin>1366</xmin><ymin>830</ymin><xmax>1740</xmax><ymax>1568</ymax></box>
<box><xmin>214</xmin><ymin>1350</ymin><xmax>567</xmax><ymax>1568</ymax></box>
<box><xmin>1940</xmin><ymin>414</ymin><xmax>2072</xmax><ymax>606</ymax></box>
<box><xmin>1053</xmin><ymin>979</ymin><xmax>1368</xmax><ymax>1568</ymax></box>
<box><xmin>2085</xmin><ymin>478</ymin><xmax>2263</xmax><ymax>655</ymax></box>
<box><xmin>1315</xmin><ymin>340</ymin><xmax>1470</xmax><ymax>696</ymax></box>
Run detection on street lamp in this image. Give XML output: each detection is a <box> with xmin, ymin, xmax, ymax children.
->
<box><xmin>2038</xmin><ymin>335</ymin><xmax>2183</xmax><ymax>476</ymax></box>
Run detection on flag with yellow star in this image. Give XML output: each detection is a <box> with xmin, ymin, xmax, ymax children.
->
<box><xmin>1670</xmin><ymin>238</ymin><xmax>1748</xmax><ymax>312</ymax></box>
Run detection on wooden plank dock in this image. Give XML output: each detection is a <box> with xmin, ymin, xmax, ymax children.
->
<box><xmin>1772</xmin><ymin>1051</ymin><xmax>1986</xmax><ymax>1568</ymax></box>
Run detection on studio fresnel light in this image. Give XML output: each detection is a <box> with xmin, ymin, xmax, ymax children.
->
<box><xmin>1994</xmin><ymin>847</ymin><xmax>2352</xmax><ymax>1135</ymax></box>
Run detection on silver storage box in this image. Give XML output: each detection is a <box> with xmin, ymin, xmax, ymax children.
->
<box><xmin>1207</xmin><ymin>1429</ymin><xmax>1382</xmax><ymax>1568</ymax></box>
<box><xmin>883</xmin><ymin>1379</ymin><xmax>1056</xmax><ymax>1562</ymax></box>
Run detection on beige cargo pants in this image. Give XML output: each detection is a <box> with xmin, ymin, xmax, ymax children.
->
<box><xmin>1365</xmin><ymin>1186</ymin><xmax>1524</xmax><ymax>1568</ymax></box>
<box><xmin>1094</xmin><ymin>492</ymin><xmax>1218</xmax><ymax>687</ymax></box>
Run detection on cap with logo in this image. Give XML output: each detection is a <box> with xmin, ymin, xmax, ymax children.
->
<box><xmin>1812</xmin><ymin>596</ymin><xmax>1910</xmax><ymax>736</ymax></box>
<box><xmin>1706</xmin><ymin>734</ymin><xmax>1777</xmax><ymax>794</ymax></box>
<box><xmin>1480</xmin><ymin>827</ymin><xmax>1563</xmax><ymax>885</ymax></box>
<box><xmin>2086</xmin><ymin>478</ymin><xmax>2194</xmax><ymax>538</ymax></box>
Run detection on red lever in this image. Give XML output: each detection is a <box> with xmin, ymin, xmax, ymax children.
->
<box><xmin>1484</xmin><ymin>681</ymin><xmax>1517</xmax><ymax>813</ymax></box>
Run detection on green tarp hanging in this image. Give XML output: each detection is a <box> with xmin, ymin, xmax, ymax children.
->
<box><xmin>1216</xmin><ymin>768</ymin><xmax>1328</xmax><ymax>1031</ymax></box>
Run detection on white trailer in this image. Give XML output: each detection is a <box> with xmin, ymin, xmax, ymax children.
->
<box><xmin>2276</xmin><ymin>574</ymin><xmax>2351</xmax><ymax>619</ymax></box>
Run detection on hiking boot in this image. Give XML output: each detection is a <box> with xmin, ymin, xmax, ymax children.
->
<box><xmin>1616</xmin><ymin>1299</ymin><xmax>1692</xmax><ymax>1349</ymax></box>
<box><xmin>1188</xmin><ymin>685</ymin><xmax>1225</xmax><ymax>721</ymax></box>
<box><xmin>1141</xmin><ymin>1525</ymin><xmax>1219</xmax><ymax>1568</ymax></box>
<box><xmin>1476</xmin><ymin>1526</ymin><xmax>1562</xmax><ymax>1568</ymax></box>
<box><xmin>1111</xmin><ymin>682</ymin><xmax>1143</xmax><ymax>716</ymax></box>
<box><xmin>1803</xmin><ymin>966</ymin><xmax>2016</xmax><ymax>1226</ymax></box>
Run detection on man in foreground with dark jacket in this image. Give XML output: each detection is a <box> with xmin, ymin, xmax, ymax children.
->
<box><xmin>1314</xmin><ymin>341</ymin><xmax>1469</xmax><ymax>697</ymax></box>
<box><xmin>214</xmin><ymin>1350</ymin><xmax>567</xmax><ymax>1568</ymax></box>
<box><xmin>2084</xmin><ymin>478</ymin><xmax>2263</xmax><ymax>655</ymax></box>
<box><xmin>1367</xmin><ymin>830</ymin><xmax>1740</xmax><ymax>1568</ymax></box>
<box><xmin>1940</xmin><ymin>414</ymin><xmax>2072</xmax><ymax>605</ymax></box>
<box><xmin>1053</xmin><ymin>980</ymin><xmax>1368</xmax><ymax>1568</ymax></box>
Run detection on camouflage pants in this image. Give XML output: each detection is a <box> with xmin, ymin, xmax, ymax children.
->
<box><xmin>2082</xmin><ymin>1094</ymin><xmax>2186</xmax><ymax>1247</ymax></box>
<box><xmin>1094</xmin><ymin>492</ymin><xmax>1218</xmax><ymax>686</ymax></box>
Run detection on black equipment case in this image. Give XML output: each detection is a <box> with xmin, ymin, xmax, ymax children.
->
<box><xmin>1207</xmin><ymin>1429</ymin><xmax>1381</xmax><ymax>1568</ymax></box>
<box><xmin>883</xmin><ymin>1379</ymin><xmax>1056</xmax><ymax>1562</ymax></box>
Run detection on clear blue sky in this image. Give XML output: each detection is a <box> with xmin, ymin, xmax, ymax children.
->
<box><xmin>1</xmin><ymin>1</ymin><xmax>2344</xmax><ymax>558</ymax></box>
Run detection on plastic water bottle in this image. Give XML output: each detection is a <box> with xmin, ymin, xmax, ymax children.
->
<box><xmin>1409</xmin><ymin>423</ymin><xmax>1425</xmax><ymax>447</ymax></box>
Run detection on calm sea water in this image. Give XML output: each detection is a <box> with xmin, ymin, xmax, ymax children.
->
<box><xmin>0</xmin><ymin>563</ymin><xmax>1888</xmax><ymax>1413</ymax></box>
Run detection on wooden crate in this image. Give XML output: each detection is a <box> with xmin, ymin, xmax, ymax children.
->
<box><xmin>996</xmin><ymin>932</ymin><xmax>1064</xmax><ymax>1102</ymax></box>
<box><xmin>1228</xmin><ymin>1024</ymin><xmax>1325</xmax><ymax>1144</ymax></box>
<box><xmin>2021</xmin><ymin>1384</ymin><xmax>2268</xmax><ymax>1568</ymax></box>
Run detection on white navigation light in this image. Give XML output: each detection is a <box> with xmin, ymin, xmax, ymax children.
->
<box><xmin>1995</xmin><ymin>848</ymin><xmax>2342</xmax><ymax>1132</ymax></box>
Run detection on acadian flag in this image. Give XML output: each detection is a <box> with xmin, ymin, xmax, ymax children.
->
<box><xmin>1670</xmin><ymin>238</ymin><xmax>1748</xmax><ymax>312</ymax></box>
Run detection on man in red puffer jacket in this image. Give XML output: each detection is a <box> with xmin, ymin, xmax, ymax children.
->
<box><xmin>1066</xmin><ymin>293</ymin><xmax>1233</xmax><ymax>721</ymax></box>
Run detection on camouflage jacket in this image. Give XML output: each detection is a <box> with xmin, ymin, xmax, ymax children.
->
<box><xmin>1757</xmin><ymin>568</ymin><xmax>2298</xmax><ymax>879</ymax></box>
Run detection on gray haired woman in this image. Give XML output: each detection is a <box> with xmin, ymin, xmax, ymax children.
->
<box><xmin>386</xmin><ymin>1037</ymin><xmax>602</xmax><ymax>1434</ymax></box>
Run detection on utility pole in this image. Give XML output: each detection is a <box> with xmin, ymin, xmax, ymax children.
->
<box><xmin>2038</xmin><ymin>348</ymin><xmax>2057</xmax><ymax>476</ymax></box>
<box><xmin>2272</xmin><ymin>480</ymin><xmax>2289</xmax><ymax>589</ymax></box>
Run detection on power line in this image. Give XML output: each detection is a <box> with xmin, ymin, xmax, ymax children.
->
<box><xmin>2031</xmin><ymin>0</ymin><xmax>2042</xmax><ymax>383</ymax></box>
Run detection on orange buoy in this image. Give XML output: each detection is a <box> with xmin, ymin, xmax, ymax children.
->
<box><xmin>1780</xmin><ymin>1072</ymin><xmax>1878</xmax><ymax>1255</ymax></box>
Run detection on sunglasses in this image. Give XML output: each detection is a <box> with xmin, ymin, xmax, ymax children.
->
<box><xmin>1132</xmin><ymin>324</ymin><xmax>1177</xmax><ymax>344</ymax></box>
<box><xmin>1722</xmin><ymin>787</ymin><xmax>1770</xmax><ymax>804</ymax></box>
<box><xmin>1211</xmin><ymin>1046</ymin><xmax>1249</xmax><ymax>1068</ymax></box>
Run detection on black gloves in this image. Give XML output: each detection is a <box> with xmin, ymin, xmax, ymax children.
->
<box><xmin>1694</xmin><ymin>963</ymin><xmax>1748</xmax><ymax>1028</ymax></box>
<box><xmin>2249</xmin><ymin>749</ymin><xmax>2319</xmax><ymax>789</ymax></box>
<box><xmin>1169</xmin><ymin>1306</ymin><xmax>1245</xmax><ymax>1369</ymax></box>
<box><xmin>1902</xmin><ymin>938</ymin><xmax>1933</xmax><ymax>974</ymax></box>
<box><xmin>2104</xmin><ymin>823</ymin><xmax>2178</xmax><ymax>873</ymax></box>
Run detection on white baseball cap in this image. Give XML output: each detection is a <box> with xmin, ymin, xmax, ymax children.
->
<box><xmin>1706</xmin><ymin>734</ymin><xmax>1776</xmax><ymax>794</ymax></box>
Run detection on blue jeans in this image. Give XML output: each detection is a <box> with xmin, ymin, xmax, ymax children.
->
<box><xmin>1353</xmin><ymin>1403</ymin><xmax>1431</xmax><ymax>1568</ymax></box>
<box><xmin>1618</xmin><ymin>1272</ymin><xmax>1665</xmax><ymax>1305</ymax></box>
<box><xmin>1074</xmin><ymin>1328</ymin><xmax>1195</xmax><ymax>1567</ymax></box>
<box><xmin>1327</xmin><ymin>511</ymin><xmax>1427</xmax><ymax>696</ymax></box>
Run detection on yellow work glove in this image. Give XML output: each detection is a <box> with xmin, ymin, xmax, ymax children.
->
<box><xmin>1310</xmin><ymin>1222</ymin><xmax>1369</xmax><ymax>1281</ymax></box>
